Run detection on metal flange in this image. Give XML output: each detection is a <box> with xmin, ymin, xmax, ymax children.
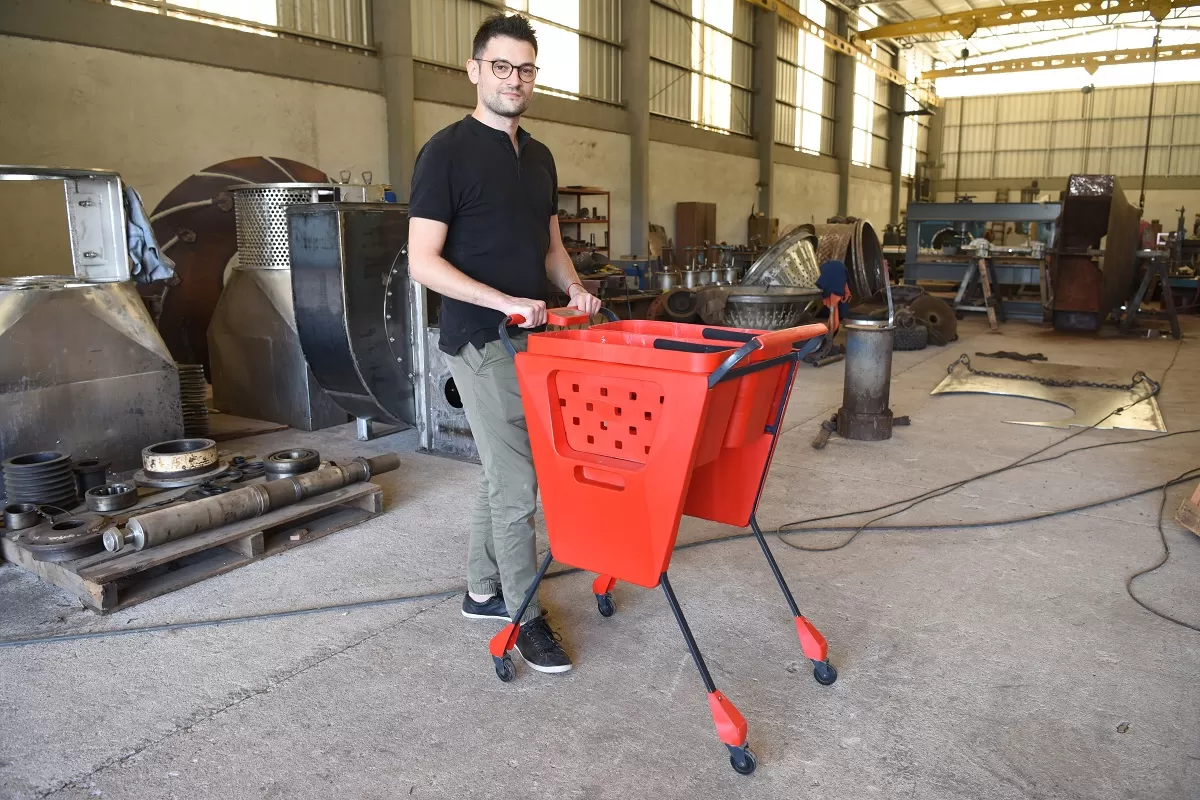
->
<box><xmin>263</xmin><ymin>448</ymin><xmax>321</xmax><ymax>477</ymax></box>
<box><xmin>141</xmin><ymin>438</ymin><xmax>217</xmax><ymax>478</ymax></box>
<box><xmin>85</xmin><ymin>483</ymin><xmax>138</xmax><ymax>513</ymax></box>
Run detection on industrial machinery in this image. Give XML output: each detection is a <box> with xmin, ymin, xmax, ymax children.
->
<box><xmin>1051</xmin><ymin>175</ymin><xmax>1141</xmax><ymax>332</ymax></box>
<box><xmin>288</xmin><ymin>202</ymin><xmax>416</xmax><ymax>440</ymax></box>
<box><xmin>0</xmin><ymin>166</ymin><xmax>183</xmax><ymax>478</ymax></box>
<box><xmin>141</xmin><ymin>156</ymin><xmax>330</xmax><ymax>374</ymax></box>
<box><xmin>284</xmin><ymin>198</ymin><xmax>473</xmax><ymax>460</ymax></box>
<box><xmin>410</xmin><ymin>284</ymin><xmax>478</xmax><ymax>461</ymax></box>
<box><xmin>209</xmin><ymin>182</ymin><xmax>381</xmax><ymax>431</ymax></box>
<box><xmin>814</xmin><ymin>220</ymin><xmax>888</xmax><ymax>302</ymax></box>
<box><xmin>903</xmin><ymin>202</ymin><xmax>1060</xmax><ymax>322</ymax></box>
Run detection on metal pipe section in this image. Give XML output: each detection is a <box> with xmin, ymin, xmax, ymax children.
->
<box><xmin>103</xmin><ymin>453</ymin><xmax>400</xmax><ymax>552</ymax></box>
<box><xmin>836</xmin><ymin>321</ymin><xmax>895</xmax><ymax>441</ymax></box>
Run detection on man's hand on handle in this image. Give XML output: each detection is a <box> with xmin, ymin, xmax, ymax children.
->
<box><xmin>503</xmin><ymin>298</ymin><xmax>547</xmax><ymax>328</ymax></box>
<box><xmin>567</xmin><ymin>284</ymin><xmax>602</xmax><ymax>317</ymax></box>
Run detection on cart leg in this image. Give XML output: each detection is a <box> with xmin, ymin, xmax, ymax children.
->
<box><xmin>489</xmin><ymin>549</ymin><xmax>554</xmax><ymax>682</ymax></box>
<box><xmin>748</xmin><ymin>515</ymin><xmax>838</xmax><ymax>686</ymax></box>
<box><xmin>659</xmin><ymin>572</ymin><xmax>757</xmax><ymax>775</ymax></box>
<box><xmin>592</xmin><ymin>574</ymin><xmax>616</xmax><ymax>617</ymax></box>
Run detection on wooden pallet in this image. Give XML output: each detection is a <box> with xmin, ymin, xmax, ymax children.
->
<box><xmin>0</xmin><ymin>482</ymin><xmax>382</xmax><ymax>613</ymax></box>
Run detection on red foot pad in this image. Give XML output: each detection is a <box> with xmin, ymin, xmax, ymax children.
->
<box><xmin>592</xmin><ymin>574</ymin><xmax>616</xmax><ymax>595</ymax></box>
<box><xmin>489</xmin><ymin>623</ymin><xmax>520</xmax><ymax>658</ymax></box>
<box><xmin>795</xmin><ymin>616</ymin><xmax>828</xmax><ymax>661</ymax></box>
<box><xmin>707</xmin><ymin>690</ymin><xmax>749</xmax><ymax>747</ymax></box>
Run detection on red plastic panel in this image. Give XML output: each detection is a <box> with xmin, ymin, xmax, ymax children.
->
<box><xmin>553</xmin><ymin>371</ymin><xmax>664</xmax><ymax>463</ymax></box>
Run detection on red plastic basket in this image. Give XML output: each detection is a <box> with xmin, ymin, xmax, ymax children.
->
<box><xmin>488</xmin><ymin>310</ymin><xmax>840</xmax><ymax>774</ymax></box>
<box><xmin>516</xmin><ymin>318</ymin><xmax>826</xmax><ymax>588</ymax></box>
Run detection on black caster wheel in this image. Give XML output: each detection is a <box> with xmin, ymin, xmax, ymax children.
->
<box><xmin>813</xmin><ymin>659</ymin><xmax>838</xmax><ymax>686</ymax></box>
<box><xmin>595</xmin><ymin>592</ymin><xmax>615</xmax><ymax>617</ymax></box>
<box><xmin>493</xmin><ymin>654</ymin><xmax>515</xmax><ymax>682</ymax></box>
<box><xmin>727</xmin><ymin>744</ymin><xmax>757</xmax><ymax>775</ymax></box>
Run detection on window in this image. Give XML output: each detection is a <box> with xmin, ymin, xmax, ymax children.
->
<box><xmin>110</xmin><ymin>0</ymin><xmax>278</xmax><ymax>35</ymax></box>
<box><xmin>795</xmin><ymin>0</ymin><xmax>829</xmax><ymax>154</ymax></box>
<box><xmin>901</xmin><ymin>51</ymin><xmax>928</xmax><ymax>178</ymax></box>
<box><xmin>506</xmin><ymin>0</ymin><xmax>581</xmax><ymax>98</ymax></box>
<box><xmin>773</xmin><ymin>0</ymin><xmax>834</xmax><ymax>155</ymax></box>
<box><xmin>106</xmin><ymin>0</ymin><xmax>372</xmax><ymax>49</ymax></box>
<box><xmin>692</xmin><ymin>0</ymin><xmax>736</xmax><ymax>132</ymax></box>
<box><xmin>649</xmin><ymin>0</ymin><xmax>754</xmax><ymax>136</ymax></box>
<box><xmin>851</xmin><ymin>8</ymin><xmax>890</xmax><ymax>169</ymax></box>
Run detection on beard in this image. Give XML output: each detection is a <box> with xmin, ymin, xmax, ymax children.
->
<box><xmin>482</xmin><ymin>89</ymin><xmax>529</xmax><ymax>118</ymax></box>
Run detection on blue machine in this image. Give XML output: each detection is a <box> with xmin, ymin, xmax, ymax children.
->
<box><xmin>903</xmin><ymin>202</ymin><xmax>1061</xmax><ymax>322</ymax></box>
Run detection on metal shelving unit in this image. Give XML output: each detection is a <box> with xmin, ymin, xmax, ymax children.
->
<box><xmin>558</xmin><ymin>187</ymin><xmax>610</xmax><ymax>254</ymax></box>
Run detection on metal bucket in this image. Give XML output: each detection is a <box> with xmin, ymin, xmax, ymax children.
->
<box><xmin>836</xmin><ymin>320</ymin><xmax>895</xmax><ymax>440</ymax></box>
<box><xmin>654</xmin><ymin>271</ymin><xmax>681</xmax><ymax>292</ymax></box>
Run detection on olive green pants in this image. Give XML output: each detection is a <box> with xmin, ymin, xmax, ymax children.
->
<box><xmin>446</xmin><ymin>335</ymin><xmax>541</xmax><ymax>623</ymax></box>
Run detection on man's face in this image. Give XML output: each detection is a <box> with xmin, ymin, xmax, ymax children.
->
<box><xmin>468</xmin><ymin>35</ymin><xmax>537</xmax><ymax>119</ymax></box>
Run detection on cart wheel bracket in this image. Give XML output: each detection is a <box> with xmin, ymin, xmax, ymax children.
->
<box><xmin>726</xmin><ymin>743</ymin><xmax>757</xmax><ymax>775</ymax></box>
<box><xmin>595</xmin><ymin>592</ymin><xmax>615</xmax><ymax>617</ymax></box>
<box><xmin>812</xmin><ymin>659</ymin><xmax>838</xmax><ymax>686</ymax></box>
<box><xmin>493</xmin><ymin>654</ymin><xmax>516</xmax><ymax>682</ymax></box>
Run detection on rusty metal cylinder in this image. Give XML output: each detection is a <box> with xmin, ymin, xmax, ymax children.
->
<box><xmin>103</xmin><ymin>453</ymin><xmax>399</xmax><ymax>552</ymax></box>
<box><xmin>836</xmin><ymin>321</ymin><xmax>895</xmax><ymax>441</ymax></box>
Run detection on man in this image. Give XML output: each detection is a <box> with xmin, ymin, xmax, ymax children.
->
<box><xmin>407</xmin><ymin>14</ymin><xmax>602</xmax><ymax>675</ymax></box>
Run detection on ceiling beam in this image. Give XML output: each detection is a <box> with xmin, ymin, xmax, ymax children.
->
<box><xmin>922</xmin><ymin>42</ymin><xmax>1200</xmax><ymax>77</ymax></box>
<box><xmin>745</xmin><ymin>0</ymin><xmax>940</xmax><ymax>104</ymax></box>
<box><xmin>857</xmin><ymin>0</ymin><xmax>1195</xmax><ymax>42</ymax></box>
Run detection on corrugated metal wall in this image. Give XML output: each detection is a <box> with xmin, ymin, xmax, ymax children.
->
<box><xmin>940</xmin><ymin>83</ymin><xmax>1200</xmax><ymax>180</ymax></box>
<box><xmin>411</xmin><ymin>0</ymin><xmax>623</xmax><ymax>106</ymax></box>
<box><xmin>649</xmin><ymin>0</ymin><xmax>756</xmax><ymax>137</ymax></box>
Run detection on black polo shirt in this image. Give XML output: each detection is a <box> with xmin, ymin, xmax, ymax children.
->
<box><xmin>409</xmin><ymin>115</ymin><xmax>558</xmax><ymax>354</ymax></box>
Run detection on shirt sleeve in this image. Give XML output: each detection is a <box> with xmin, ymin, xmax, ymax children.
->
<box><xmin>409</xmin><ymin>138</ymin><xmax>454</xmax><ymax>224</ymax></box>
<box><xmin>549</xmin><ymin>153</ymin><xmax>559</xmax><ymax>215</ymax></box>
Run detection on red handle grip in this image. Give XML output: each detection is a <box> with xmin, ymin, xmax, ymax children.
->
<box><xmin>750</xmin><ymin>322</ymin><xmax>829</xmax><ymax>352</ymax></box>
<box><xmin>506</xmin><ymin>308</ymin><xmax>590</xmax><ymax>328</ymax></box>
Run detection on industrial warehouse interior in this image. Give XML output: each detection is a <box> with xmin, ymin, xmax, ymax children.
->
<box><xmin>1</xmin><ymin>0</ymin><xmax>1199</xmax><ymax>797</ymax></box>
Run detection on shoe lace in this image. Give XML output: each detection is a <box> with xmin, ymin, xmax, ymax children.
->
<box><xmin>525</xmin><ymin>617</ymin><xmax>563</xmax><ymax>652</ymax></box>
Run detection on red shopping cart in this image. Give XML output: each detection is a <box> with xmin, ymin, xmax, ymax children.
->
<box><xmin>490</xmin><ymin>307</ymin><xmax>837</xmax><ymax>775</ymax></box>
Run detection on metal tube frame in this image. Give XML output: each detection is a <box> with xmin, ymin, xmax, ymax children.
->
<box><xmin>659</xmin><ymin>572</ymin><xmax>717</xmax><ymax>693</ymax></box>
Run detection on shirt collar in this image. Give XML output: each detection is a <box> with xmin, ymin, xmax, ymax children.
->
<box><xmin>464</xmin><ymin>114</ymin><xmax>531</xmax><ymax>148</ymax></box>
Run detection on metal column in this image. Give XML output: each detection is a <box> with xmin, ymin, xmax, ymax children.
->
<box><xmin>833</xmin><ymin>10</ymin><xmax>855</xmax><ymax>217</ymax></box>
<box><xmin>623</xmin><ymin>0</ymin><xmax>651</xmax><ymax>254</ymax></box>
<box><xmin>373</xmin><ymin>0</ymin><xmax>415</xmax><ymax>201</ymax></box>
<box><xmin>753</xmin><ymin>7</ymin><xmax>778</xmax><ymax>220</ymax></box>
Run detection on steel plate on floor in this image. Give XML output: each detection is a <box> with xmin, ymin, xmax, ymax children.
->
<box><xmin>931</xmin><ymin>360</ymin><xmax>1166</xmax><ymax>431</ymax></box>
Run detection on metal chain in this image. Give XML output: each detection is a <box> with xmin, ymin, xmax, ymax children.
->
<box><xmin>948</xmin><ymin>354</ymin><xmax>1160</xmax><ymax>394</ymax></box>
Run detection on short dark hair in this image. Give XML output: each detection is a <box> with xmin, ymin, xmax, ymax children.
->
<box><xmin>472</xmin><ymin>14</ymin><xmax>538</xmax><ymax>60</ymax></box>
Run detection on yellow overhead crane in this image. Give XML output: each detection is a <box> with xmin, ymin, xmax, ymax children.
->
<box><xmin>922</xmin><ymin>43</ymin><xmax>1200</xmax><ymax>78</ymax></box>
<box><xmin>855</xmin><ymin>0</ymin><xmax>1195</xmax><ymax>43</ymax></box>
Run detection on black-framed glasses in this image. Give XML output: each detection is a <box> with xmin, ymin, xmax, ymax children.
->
<box><xmin>476</xmin><ymin>59</ymin><xmax>539</xmax><ymax>83</ymax></box>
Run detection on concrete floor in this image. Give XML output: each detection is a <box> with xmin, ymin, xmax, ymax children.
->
<box><xmin>2</xmin><ymin>317</ymin><xmax>1198</xmax><ymax>799</ymax></box>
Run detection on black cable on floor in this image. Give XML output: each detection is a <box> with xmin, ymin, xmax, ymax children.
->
<box><xmin>1126</xmin><ymin>469</ymin><xmax>1200</xmax><ymax>633</ymax></box>
<box><xmin>771</xmin><ymin>339</ymin><xmax>1197</xmax><ymax>632</ymax></box>
<box><xmin>774</xmin><ymin>339</ymin><xmax>1183</xmax><ymax>539</ymax></box>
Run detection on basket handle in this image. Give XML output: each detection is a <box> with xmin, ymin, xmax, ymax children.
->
<box><xmin>706</xmin><ymin>323</ymin><xmax>827</xmax><ymax>388</ymax></box>
<box><xmin>498</xmin><ymin>306</ymin><xmax>619</xmax><ymax>356</ymax></box>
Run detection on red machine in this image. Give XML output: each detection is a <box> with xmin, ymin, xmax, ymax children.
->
<box><xmin>489</xmin><ymin>308</ymin><xmax>837</xmax><ymax>775</ymax></box>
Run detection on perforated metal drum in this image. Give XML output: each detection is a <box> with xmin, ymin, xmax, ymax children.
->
<box><xmin>229</xmin><ymin>183</ymin><xmax>343</xmax><ymax>269</ymax></box>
